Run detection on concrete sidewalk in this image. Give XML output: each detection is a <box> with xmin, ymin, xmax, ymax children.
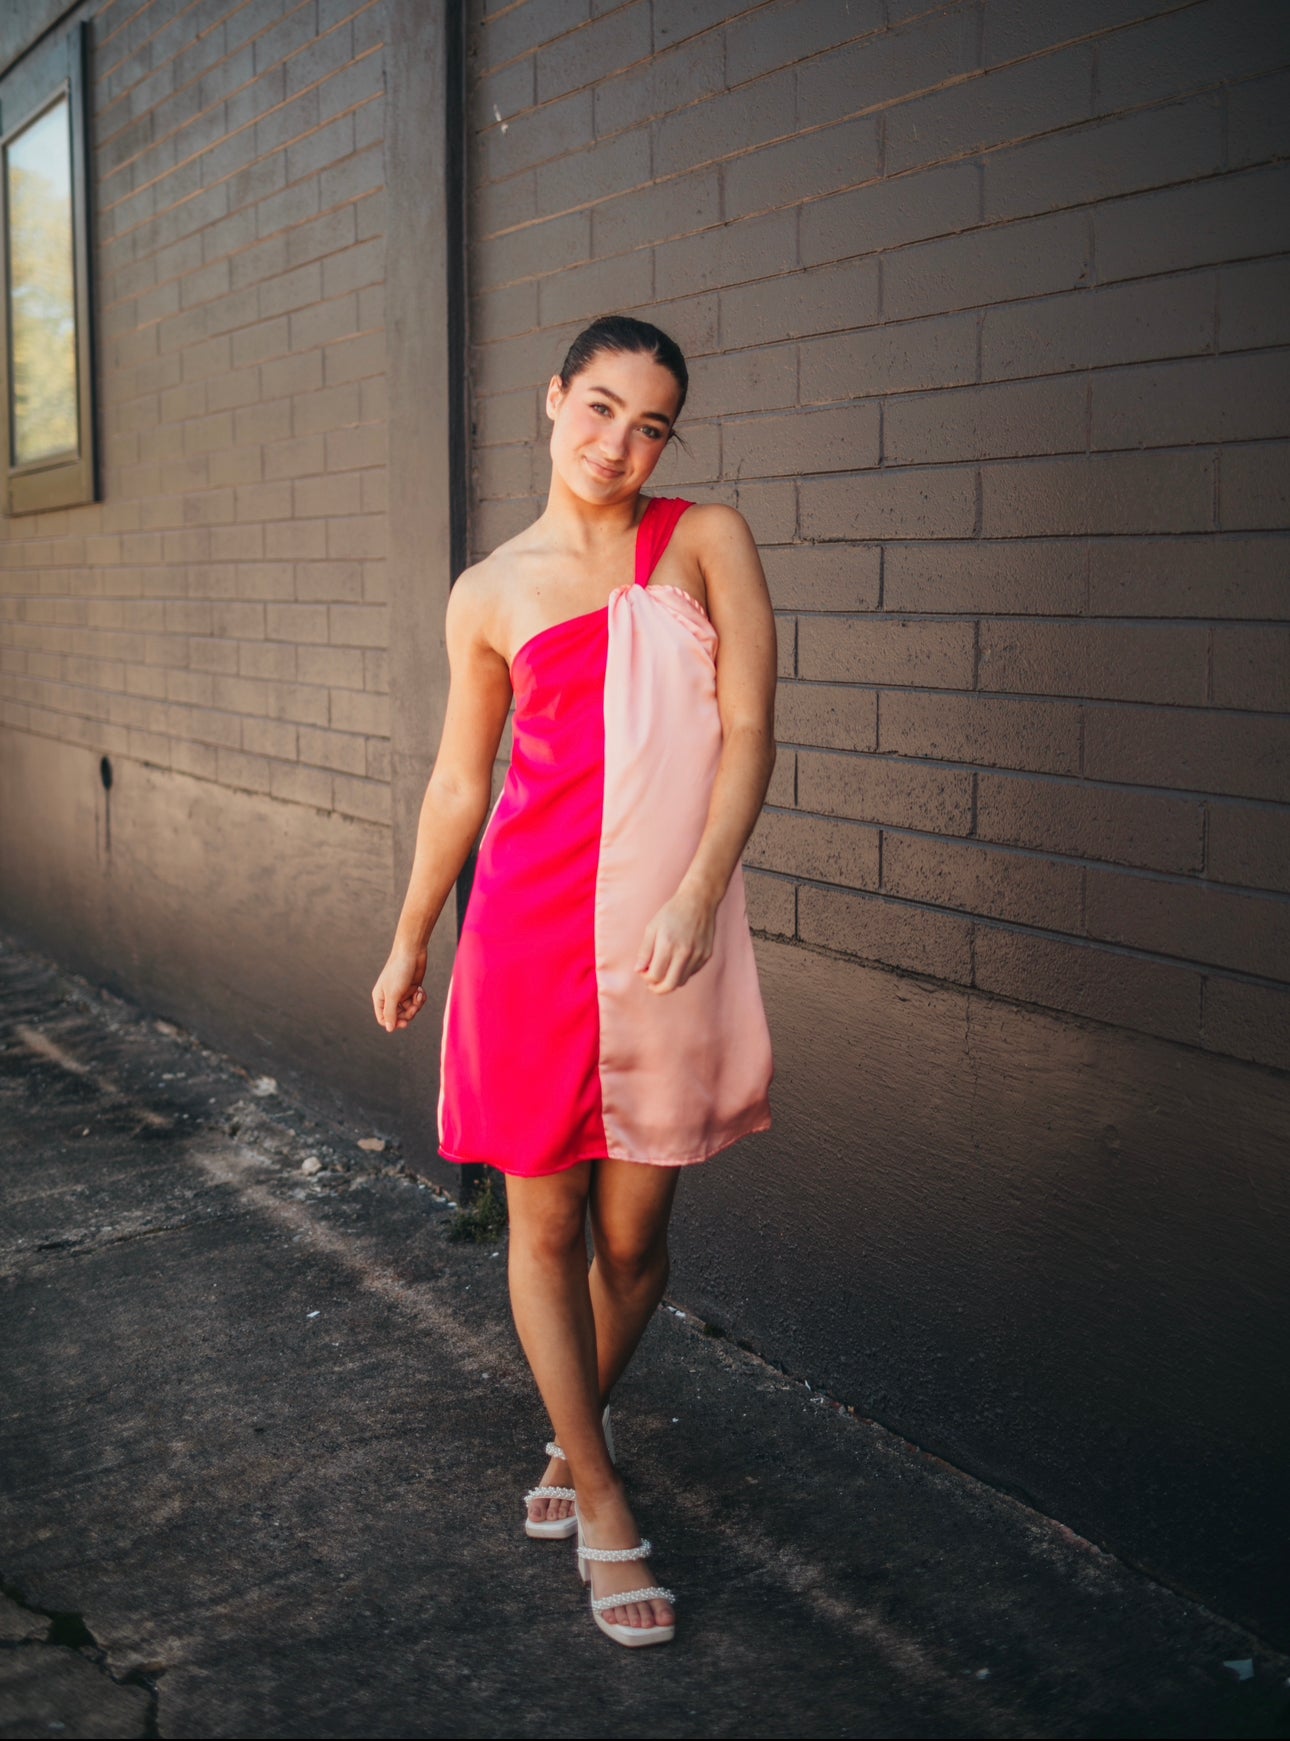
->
<box><xmin>1</xmin><ymin>936</ymin><xmax>1286</xmax><ymax>1741</ymax></box>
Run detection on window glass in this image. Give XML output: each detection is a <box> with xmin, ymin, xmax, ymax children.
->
<box><xmin>6</xmin><ymin>94</ymin><xmax>77</xmax><ymax>467</ymax></box>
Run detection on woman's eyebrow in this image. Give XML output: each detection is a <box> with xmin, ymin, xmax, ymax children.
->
<box><xmin>586</xmin><ymin>384</ymin><xmax>672</xmax><ymax>425</ymax></box>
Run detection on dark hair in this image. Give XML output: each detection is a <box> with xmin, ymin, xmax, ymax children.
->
<box><xmin>557</xmin><ymin>313</ymin><xmax>689</xmax><ymax>441</ymax></box>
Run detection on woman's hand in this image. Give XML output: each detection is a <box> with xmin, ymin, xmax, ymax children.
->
<box><xmin>635</xmin><ymin>884</ymin><xmax>718</xmax><ymax>994</ymax></box>
<box><xmin>372</xmin><ymin>944</ymin><xmax>429</xmax><ymax>1033</ymax></box>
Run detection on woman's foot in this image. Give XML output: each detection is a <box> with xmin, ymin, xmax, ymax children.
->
<box><xmin>527</xmin><ymin>1447</ymin><xmax>576</xmax><ymax>1527</ymax></box>
<box><xmin>527</xmin><ymin>1405</ymin><xmax>615</xmax><ymax>1531</ymax></box>
<box><xmin>577</xmin><ymin>1486</ymin><xmax>675</xmax><ymax>1632</ymax></box>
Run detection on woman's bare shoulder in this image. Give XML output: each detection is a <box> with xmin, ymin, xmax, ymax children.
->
<box><xmin>675</xmin><ymin>502</ymin><xmax>763</xmax><ymax>588</ymax></box>
<box><xmin>448</xmin><ymin>528</ymin><xmax>539</xmax><ymax>628</ymax></box>
<box><xmin>442</xmin><ymin>560</ymin><xmax>506</xmax><ymax>670</ymax></box>
<box><xmin>678</xmin><ymin>500</ymin><xmax>758</xmax><ymax>555</ymax></box>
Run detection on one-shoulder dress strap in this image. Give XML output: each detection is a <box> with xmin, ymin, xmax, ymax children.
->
<box><xmin>634</xmin><ymin>495</ymin><xmax>694</xmax><ymax>587</ymax></box>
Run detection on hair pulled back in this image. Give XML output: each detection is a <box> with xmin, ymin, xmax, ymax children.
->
<box><xmin>557</xmin><ymin>313</ymin><xmax>689</xmax><ymax>437</ymax></box>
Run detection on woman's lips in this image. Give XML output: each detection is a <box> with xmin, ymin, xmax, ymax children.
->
<box><xmin>584</xmin><ymin>455</ymin><xmax>623</xmax><ymax>478</ymax></box>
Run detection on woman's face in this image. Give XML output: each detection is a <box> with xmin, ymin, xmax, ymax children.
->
<box><xmin>545</xmin><ymin>349</ymin><xmax>682</xmax><ymax>504</ymax></box>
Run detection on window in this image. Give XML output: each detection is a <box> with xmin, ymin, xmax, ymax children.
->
<box><xmin>0</xmin><ymin>21</ymin><xmax>95</xmax><ymax>514</ymax></box>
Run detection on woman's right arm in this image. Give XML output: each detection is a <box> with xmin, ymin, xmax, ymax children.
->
<box><xmin>371</xmin><ymin>570</ymin><xmax>513</xmax><ymax>1034</ymax></box>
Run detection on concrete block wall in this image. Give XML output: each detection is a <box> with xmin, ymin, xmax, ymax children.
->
<box><xmin>466</xmin><ymin>0</ymin><xmax>1290</xmax><ymax>1072</ymax></box>
<box><xmin>0</xmin><ymin>0</ymin><xmax>391</xmax><ymax>830</ymax></box>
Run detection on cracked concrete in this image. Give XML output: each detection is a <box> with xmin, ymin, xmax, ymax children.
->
<box><xmin>0</xmin><ymin>1588</ymin><xmax>155</xmax><ymax>1738</ymax></box>
<box><xmin>1</xmin><ymin>932</ymin><xmax>1288</xmax><ymax>1739</ymax></box>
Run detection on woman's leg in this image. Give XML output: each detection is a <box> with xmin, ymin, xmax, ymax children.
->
<box><xmin>507</xmin><ymin>1162</ymin><xmax>676</xmax><ymax>1631</ymax></box>
<box><xmin>588</xmin><ymin>1158</ymin><xmax>680</xmax><ymax>1400</ymax></box>
<box><xmin>525</xmin><ymin>1158</ymin><xmax>680</xmax><ymax>1515</ymax></box>
<box><xmin>506</xmin><ymin>1162</ymin><xmax>602</xmax><ymax>1513</ymax></box>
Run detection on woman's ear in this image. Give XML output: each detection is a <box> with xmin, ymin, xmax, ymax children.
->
<box><xmin>544</xmin><ymin>373</ymin><xmax>565</xmax><ymax>422</ymax></box>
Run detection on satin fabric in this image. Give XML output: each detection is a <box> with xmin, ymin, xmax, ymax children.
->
<box><xmin>438</xmin><ymin>495</ymin><xmax>773</xmax><ymax>1176</ymax></box>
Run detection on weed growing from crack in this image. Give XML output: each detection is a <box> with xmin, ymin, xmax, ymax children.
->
<box><xmin>447</xmin><ymin>1174</ymin><xmax>508</xmax><ymax>1244</ymax></box>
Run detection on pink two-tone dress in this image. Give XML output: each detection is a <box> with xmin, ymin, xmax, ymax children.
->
<box><xmin>437</xmin><ymin>494</ymin><xmax>773</xmax><ymax>1178</ymax></box>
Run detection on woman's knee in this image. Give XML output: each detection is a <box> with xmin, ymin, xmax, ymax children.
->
<box><xmin>509</xmin><ymin>1202</ymin><xmax>586</xmax><ymax>1270</ymax></box>
<box><xmin>593</xmin><ymin>1225</ymin><xmax>669</xmax><ymax>1291</ymax></box>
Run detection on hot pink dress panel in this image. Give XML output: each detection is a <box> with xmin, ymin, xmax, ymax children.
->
<box><xmin>438</xmin><ymin>495</ymin><xmax>773</xmax><ymax>1177</ymax></box>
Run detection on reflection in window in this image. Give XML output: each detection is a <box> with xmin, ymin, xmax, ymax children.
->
<box><xmin>6</xmin><ymin>95</ymin><xmax>77</xmax><ymax>467</ymax></box>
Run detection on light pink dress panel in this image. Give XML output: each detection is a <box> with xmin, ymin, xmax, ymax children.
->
<box><xmin>595</xmin><ymin>582</ymin><xmax>774</xmax><ymax>1163</ymax></box>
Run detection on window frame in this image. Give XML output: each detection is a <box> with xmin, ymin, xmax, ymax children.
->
<box><xmin>0</xmin><ymin>20</ymin><xmax>96</xmax><ymax>516</ymax></box>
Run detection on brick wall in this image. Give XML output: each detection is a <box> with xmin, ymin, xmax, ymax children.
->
<box><xmin>0</xmin><ymin>0</ymin><xmax>391</xmax><ymax>828</ymax></box>
<box><xmin>466</xmin><ymin>0</ymin><xmax>1290</xmax><ymax>1071</ymax></box>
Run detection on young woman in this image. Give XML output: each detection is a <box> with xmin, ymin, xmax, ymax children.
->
<box><xmin>371</xmin><ymin>314</ymin><xmax>776</xmax><ymax>1648</ymax></box>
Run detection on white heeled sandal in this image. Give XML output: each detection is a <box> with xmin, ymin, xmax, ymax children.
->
<box><xmin>522</xmin><ymin>1404</ymin><xmax>615</xmax><ymax>1541</ymax></box>
<box><xmin>576</xmin><ymin>1519</ymin><xmax>676</xmax><ymax>1648</ymax></box>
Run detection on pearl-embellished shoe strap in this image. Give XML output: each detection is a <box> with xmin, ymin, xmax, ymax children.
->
<box><xmin>576</xmin><ymin>1537</ymin><xmax>653</xmax><ymax>1562</ymax></box>
<box><xmin>590</xmin><ymin>1586</ymin><xmax>676</xmax><ymax>1614</ymax></box>
<box><xmin>523</xmin><ymin>1484</ymin><xmax>576</xmax><ymax>1502</ymax></box>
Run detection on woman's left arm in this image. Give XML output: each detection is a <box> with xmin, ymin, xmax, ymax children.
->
<box><xmin>635</xmin><ymin>504</ymin><xmax>777</xmax><ymax>993</ymax></box>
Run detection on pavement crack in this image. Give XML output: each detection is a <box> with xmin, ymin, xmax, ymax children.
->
<box><xmin>1</xmin><ymin>1211</ymin><xmax>243</xmax><ymax>1274</ymax></box>
<box><xmin>0</xmin><ymin>1572</ymin><xmax>163</xmax><ymax>1739</ymax></box>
